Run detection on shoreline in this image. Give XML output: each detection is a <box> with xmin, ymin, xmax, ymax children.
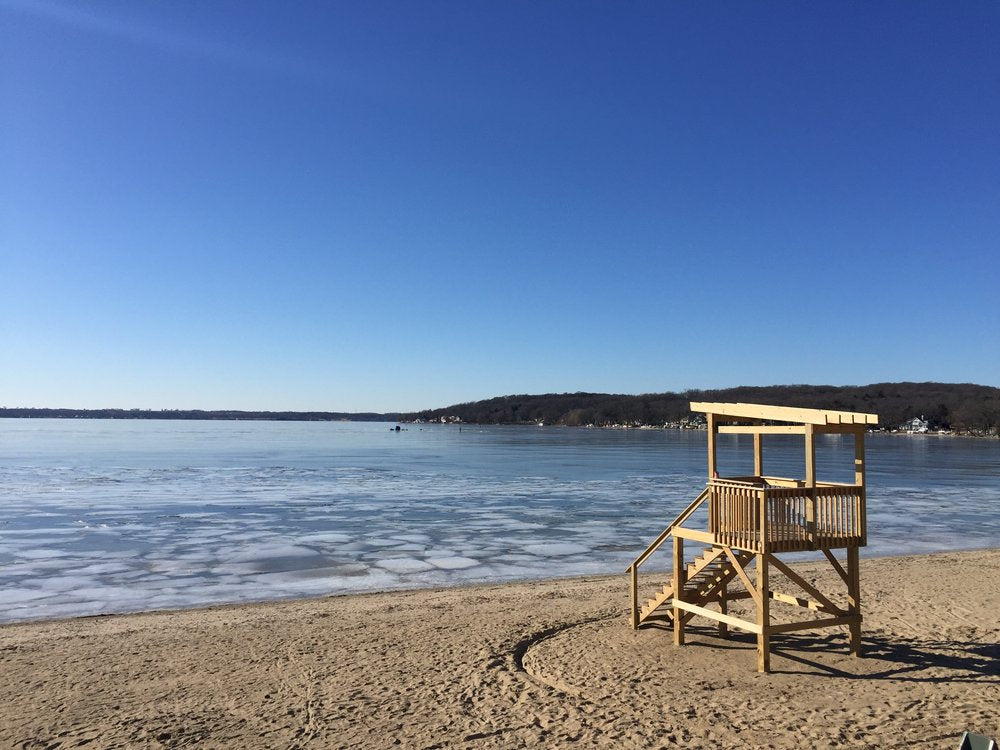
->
<box><xmin>4</xmin><ymin>544</ymin><xmax>1000</xmax><ymax>630</ymax></box>
<box><xmin>2</xmin><ymin>548</ymin><xmax>997</xmax><ymax>748</ymax></box>
<box><xmin>3</xmin><ymin>414</ymin><xmax>998</xmax><ymax>438</ymax></box>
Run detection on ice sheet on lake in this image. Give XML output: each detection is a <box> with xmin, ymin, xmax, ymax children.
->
<box><xmin>522</xmin><ymin>542</ymin><xmax>590</xmax><ymax>556</ymax></box>
<box><xmin>427</xmin><ymin>556</ymin><xmax>480</xmax><ymax>570</ymax></box>
<box><xmin>1</xmin><ymin>422</ymin><xmax>997</xmax><ymax>624</ymax></box>
<box><xmin>375</xmin><ymin>558</ymin><xmax>435</xmax><ymax>574</ymax></box>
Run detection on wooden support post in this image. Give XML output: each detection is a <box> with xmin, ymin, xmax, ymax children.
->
<box><xmin>753</xmin><ymin>425</ymin><xmax>763</xmax><ymax>478</ymax></box>
<box><xmin>854</xmin><ymin>429</ymin><xmax>867</xmax><ymax>545</ymax></box>
<box><xmin>707</xmin><ymin>413</ymin><xmax>718</xmax><ymax>478</ymax></box>
<box><xmin>804</xmin><ymin>423</ymin><xmax>816</xmax><ymax>545</ymax></box>
<box><xmin>756</xmin><ymin>553</ymin><xmax>770</xmax><ymax>672</ymax></box>
<box><xmin>718</xmin><ymin>580</ymin><xmax>729</xmax><ymax>638</ymax></box>
<box><xmin>847</xmin><ymin>546</ymin><xmax>862</xmax><ymax>657</ymax></box>
<box><xmin>629</xmin><ymin>564</ymin><xmax>638</xmax><ymax>630</ymax></box>
<box><xmin>853</xmin><ymin>429</ymin><xmax>866</xmax><ymax>486</ymax></box>
<box><xmin>673</xmin><ymin>535</ymin><xmax>685</xmax><ymax>646</ymax></box>
<box><xmin>759</xmin><ymin>487</ymin><xmax>769</xmax><ymax>554</ymax></box>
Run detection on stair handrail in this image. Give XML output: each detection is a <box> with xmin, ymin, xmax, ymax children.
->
<box><xmin>628</xmin><ymin>485</ymin><xmax>710</xmax><ymax>571</ymax></box>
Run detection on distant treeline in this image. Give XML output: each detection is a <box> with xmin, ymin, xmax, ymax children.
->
<box><xmin>5</xmin><ymin>383</ymin><xmax>999</xmax><ymax>435</ymax></box>
<box><xmin>0</xmin><ymin>408</ymin><xmax>400</xmax><ymax>422</ymax></box>
<box><xmin>405</xmin><ymin>382</ymin><xmax>1000</xmax><ymax>435</ymax></box>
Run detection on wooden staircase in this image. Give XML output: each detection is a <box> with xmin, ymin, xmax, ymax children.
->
<box><xmin>638</xmin><ymin>546</ymin><xmax>754</xmax><ymax>625</ymax></box>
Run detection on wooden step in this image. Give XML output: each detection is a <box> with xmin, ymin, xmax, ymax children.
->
<box><xmin>686</xmin><ymin>548</ymin><xmax>726</xmax><ymax>578</ymax></box>
<box><xmin>640</xmin><ymin>603</ymin><xmax>675</xmax><ymax>618</ymax></box>
<box><xmin>639</xmin><ymin>585</ymin><xmax>675</xmax><ymax>619</ymax></box>
<box><xmin>642</xmin><ymin>611</ymin><xmax>674</xmax><ymax>624</ymax></box>
<box><xmin>681</xmin><ymin>557</ymin><xmax>750</xmax><ymax>606</ymax></box>
<box><xmin>638</xmin><ymin>547</ymin><xmax>756</xmax><ymax>625</ymax></box>
<box><xmin>693</xmin><ymin>562</ymin><xmax>724</xmax><ymax>575</ymax></box>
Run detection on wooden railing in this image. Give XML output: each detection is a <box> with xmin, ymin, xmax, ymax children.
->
<box><xmin>627</xmin><ymin>486</ymin><xmax>710</xmax><ymax>628</ymax></box>
<box><xmin>628</xmin><ymin>478</ymin><xmax>864</xmax><ymax>628</ymax></box>
<box><xmin>629</xmin><ymin>487</ymin><xmax>709</xmax><ymax>570</ymax></box>
<box><xmin>710</xmin><ymin>479</ymin><xmax>761</xmax><ymax>551</ymax></box>
<box><xmin>812</xmin><ymin>484</ymin><xmax>866</xmax><ymax>548</ymax></box>
<box><xmin>708</xmin><ymin>478</ymin><xmax>864</xmax><ymax>553</ymax></box>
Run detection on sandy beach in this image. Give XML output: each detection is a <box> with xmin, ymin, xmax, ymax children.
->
<box><xmin>1</xmin><ymin>549</ymin><xmax>997</xmax><ymax>749</ymax></box>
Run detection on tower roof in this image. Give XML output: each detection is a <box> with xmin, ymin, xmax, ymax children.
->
<box><xmin>689</xmin><ymin>401</ymin><xmax>878</xmax><ymax>426</ymax></box>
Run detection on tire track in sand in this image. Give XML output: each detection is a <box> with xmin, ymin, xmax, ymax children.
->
<box><xmin>512</xmin><ymin>609</ymin><xmax>621</xmax><ymax>696</ymax></box>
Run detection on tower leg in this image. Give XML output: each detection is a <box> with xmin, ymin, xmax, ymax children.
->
<box><xmin>718</xmin><ymin>580</ymin><xmax>729</xmax><ymax>638</ymax></box>
<box><xmin>847</xmin><ymin>546</ymin><xmax>862</xmax><ymax>657</ymax></box>
<box><xmin>629</xmin><ymin>564</ymin><xmax>638</xmax><ymax>630</ymax></box>
<box><xmin>756</xmin><ymin>553</ymin><xmax>770</xmax><ymax>672</ymax></box>
<box><xmin>672</xmin><ymin>535</ymin><xmax>685</xmax><ymax>646</ymax></box>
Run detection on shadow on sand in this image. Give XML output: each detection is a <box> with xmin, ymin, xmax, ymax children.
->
<box><xmin>641</xmin><ymin>621</ymin><xmax>1000</xmax><ymax>683</ymax></box>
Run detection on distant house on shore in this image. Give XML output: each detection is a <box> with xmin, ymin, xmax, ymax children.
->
<box><xmin>902</xmin><ymin>416</ymin><xmax>929</xmax><ymax>433</ymax></box>
<box><xmin>679</xmin><ymin>414</ymin><xmax>707</xmax><ymax>429</ymax></box>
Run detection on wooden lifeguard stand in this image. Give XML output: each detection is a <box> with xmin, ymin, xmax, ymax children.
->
<box><xmin>628</xmin><ymin>402</ymin><xmax>878</xmax><ymax>672</ymax></box>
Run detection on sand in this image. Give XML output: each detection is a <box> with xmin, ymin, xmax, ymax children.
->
<box><xmin>1</xmin><ymin>549</ymin><xmax>998</xmax><ymax>749</ymax></box>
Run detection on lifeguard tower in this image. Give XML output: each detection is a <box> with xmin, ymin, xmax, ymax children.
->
<box><xmin>628</xmin><ymin>402</ymin><xmax>877</xmax><ymax>672</ymax></box>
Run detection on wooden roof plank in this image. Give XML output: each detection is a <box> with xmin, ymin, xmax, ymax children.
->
<box><xmin>823</xmin><ymin>408</ymin><xmax>879</xmax><ymax>425</ymax></box>
<box><xmin>689</xmin><ymin>401</ymin><xmax>878</xmax><ymax>426</ymax></box>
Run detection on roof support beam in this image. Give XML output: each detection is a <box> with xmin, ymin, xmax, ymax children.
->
<box><xmin>718</xmin><ymin>425</ymin><xmax>807</xmax><ymax>435</ymax></box>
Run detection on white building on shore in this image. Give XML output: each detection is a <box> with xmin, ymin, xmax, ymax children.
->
<box><xmin>902</xmin><ymin>416</ymin><xmax>930</xmax><ymax>433</ymax></box>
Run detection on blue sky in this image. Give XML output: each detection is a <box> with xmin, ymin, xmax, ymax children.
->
<box><xmin>2</xmin><ymin>1</ymin><xmax>998</xmax><ymax>411</ymax></box>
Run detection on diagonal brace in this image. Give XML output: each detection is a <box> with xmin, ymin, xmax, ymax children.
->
<box><xmin>766</xmin><ymin>554</ymin><xmax>845</xmax><ymax>616</ymax></box>
<box><xmin>724</xmin><ymin>548</ymin><xmax>760</xmax><ymax>606</ymax></box>
<box><xmin>822</xmin><ymin>548</ymin><xmax>850</xmax><ymax>586</ymax></box>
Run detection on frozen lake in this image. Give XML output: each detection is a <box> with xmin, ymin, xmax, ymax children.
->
<box><xmin>1</xmin><ymin>419</ymin><xmax>997</xmax><ymax>623</ymax></box>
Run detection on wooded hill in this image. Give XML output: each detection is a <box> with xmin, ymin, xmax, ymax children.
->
<box><xmin>4</xmin><ymin>383</ymin><xmax>998</xmax><ymax>435</ymax></box>
<box><xmin>405</xmin><ymin>382</ymin><xmax>1000</xmax><ymax>435</ymax></box>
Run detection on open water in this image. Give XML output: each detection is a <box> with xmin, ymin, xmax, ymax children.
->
<box><xmin>1</xmin><ymin>419</ymin><xmax>997</xmax><ymax>623</ymax></box>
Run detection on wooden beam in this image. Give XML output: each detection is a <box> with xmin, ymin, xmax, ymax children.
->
<box><xmin>756</xmin><ymin>553</ymin><xmax>770</xmax><ymax>672</ymax></box>
<box><xmin>690</xmin><ymin>402</ymin><xmax>877</xmax><ymax>426</ymax></box>
<box><xmin>672</xmin><ymin>535</ymin><xmax>685</xmax><ymax>646</ymax></box>
<box><xmin>847</xmin><ymin>546</ymin><xmax>862</xmax><ymax>657</ymax></box>
<box><xmin>767</xmin><ymin>554</ymin><xmax>842</xmax><ymax>615</ymax></box>
<box><xmin>821</xmin><ymin>408</ymin><xmax>880</xmax><ymax>426</ymax></box>
<box><xmin>768</xmin><ymin>614</ymin><xmax>859</xmax><ymax>635</ymax></box>
<box><xmin>804</xmin><ymin>424</ymin><xmax>816</xmax><ymax>487</ymax></box>
<box><xmin>671</xmin><ymin>599</ymin><xmax>763</xmax><ymax>634</ymax></box>
<box><xmin>718</xmin><ymin>425</ymin><xmax>807</xmax><ymax>435</ymax></box>
<box><xmin>760</xmin><ymin>476</ymin><xmax>805</xmax><ymax>488</ymax></box>
<box><xmin>805</xmin><ymin>424</ymin><xmax>816</xmax><ymax>541</ymax></box>
<box><xmin>629</xmin><ymin>565</ymin><xmax>638</xmax><ymax>630</ymax></box>
<box><xmin>855</xmin><ymin>430</ymin><xmax>867</xmax><ymax>545</ymax></box>
<box><xmin>693</xmin><ymin>590</ymin><xmax>753</xmax><ymax>604</ymax></box>
<box><xmin>822</xmin><ymin>549</ymin><xmax>850</xmax><ymax>587</ymax></box>
<box><xmin>759</xmin><ymin>487</ymin><xmax>769</xmax><ymax>554</ymax></box>
<box><xmin>629</xmin><ymin>486</ymin><xmax>710</xmax><ymax>569</ymax></box>
<box><xmin>718</xmin><ymin>580</ymin><xmax>729</xmax><ymax>638</ymax></box>
<box><xmin>692</xmin><ymin>402</ymin><xmax>829</xmax><ymax>425</ymax></box>
<box><xmin>673</xmin><ymin>526</ymin><xmax>716</xmax><ymax>545</ymax></box>
<box><xmin>753</xmin><ymin>429</ymin><xmax>763</xmax><ymax>477</ymax></box>
<box><xmin>707</xmin><ymin>412</ymin><xmax>717</xmax><ymax>478</ymax></box>
<box><xmin>769</xmin><ymin>590</ymin><xmax>840</xmax><ymax>615</ymax></box>
<box><xmin>724</xmin><ymin>548</ymin><xmax>760</xmax><ymax>606</ymax></box>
